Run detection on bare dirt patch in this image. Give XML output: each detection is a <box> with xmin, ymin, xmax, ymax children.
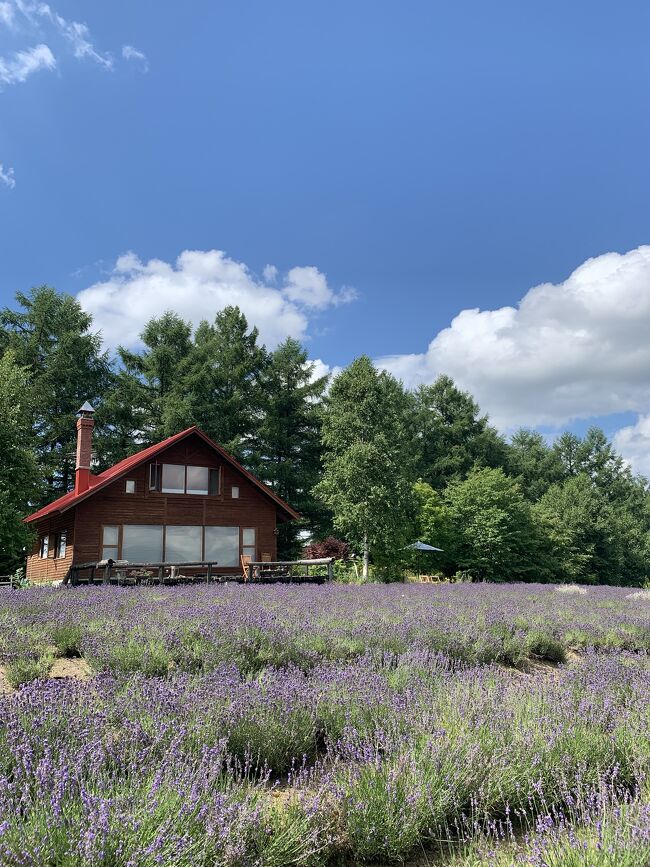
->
<box><xmin>50</xmin><ymin>657</ymin><xmax>92</xmax><ymax>680</ymax></box>
<box><xmin>0</xmin><ymin>665</ymin><xmax>14</xmax><ymax>695</ymax></box>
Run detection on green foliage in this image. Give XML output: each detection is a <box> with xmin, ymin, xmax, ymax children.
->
<box><xmin>5</xmin><ymin>650</ymin><xmax>53</xmax><ymax>688</ymax></box>
<box><xmin>51</xmin><ymin>623</ymin><xmax>83</xmax><ymax>657</ymax></box>
<box><xmin>442</xmin><ymin>466</ymin><xmax>554</xmax><ymax>582</ymax></box>
<box><xmin>0</xmin><ymin>352</ymin><xmax>38</xmax><ymax>572</ymax></box>
<box><xmin>534</xmin><ymin>473</ymin><xmax>648</xmax><ymax>586</ymax></box>
<box><xmin>249</xmin><ymin>338</ymin><xmax>330</xmax><ymax>558</ymax></box>
<box><xmin>412</xmin><ymin>375</ymin><xmax>508</xmax><ymax>489</ymax></box>
<box><xmin>0</xmin><ymin>286</ymin><xmax>111</xmax><ymax>503</ymax></box>
<box><xmin>507</xmin><ymin>428</ymin><xmax>564</xmax><ymax>500</ymax></box>
<box><xmin>314</xmin><ymin>357</ymin><xmax>416</xmax><ymax>578</ymax></box>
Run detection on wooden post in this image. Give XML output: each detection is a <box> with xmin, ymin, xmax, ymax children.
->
<box><xmin>327</xmin><ymin>560</ymin><xmax>333</xmax><ymax>582</ymax></box>
<box><xmin>103</xmin><ymin>562</ymin><xmax>112</xmax><ymax>584</ymax></box>
<box><xmin>207</xmin><ymin>563</ymin><xmax>212</xmax><ymax>583</ymax></box>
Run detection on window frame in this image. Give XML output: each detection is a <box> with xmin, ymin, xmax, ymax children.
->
<box><xmin>241</xmin><ymin>527</ymin><xmax>257</xmax><ymax>562</ymax></box>
<box><xmin>150</xmin><ymin>462</ymin><xmax>221</xmax><ymax>497</ymax></box>
<box><xmin>125</xmin><ymin>479</ymin><xmax>136</xmax><ymax>494</ymax></box>
<box><xmin>39</xmin><ymin>535</ymin><xmax>49</xmax><ymax>559</ymax></box>
<box><xmin>54</xmin><ymin>530</ymin><xmax>67</xmax><ymax>559</ymax></box>
<box><xmin>101</xmin><ymin>524</ymin><xmax>121</xmax><ymax>562</ymax></box>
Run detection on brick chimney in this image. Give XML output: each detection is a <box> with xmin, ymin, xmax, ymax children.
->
<box><xmin>75</xmin><ymin>401</ymin><xmax>95</xmax><ymax>495</ymax></box>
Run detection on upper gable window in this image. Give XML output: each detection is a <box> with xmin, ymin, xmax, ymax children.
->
<box><xmin>125</xmin><ymin>480</ymin><xmax>136</xmax><ymax>494</ymax></box>
<box><xmin>186</xmin><ymin>466</ymin><xmax>209</xmax><ymax>495</ymax></box>
<box><xmin>162</xmin><ymin>464</ymin><xmax>185</xmax><ymax>494</ymax></box>
<box><xmin>156</xmin><ymin>463</ymin><xmax>220</xmax><ymax>496</ymax></box>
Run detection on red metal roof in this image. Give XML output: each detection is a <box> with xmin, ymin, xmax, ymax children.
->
<box><xmin>24</xmin><ymin>425</ymin><xmax>300</xmax><ymax>524</ymax></box>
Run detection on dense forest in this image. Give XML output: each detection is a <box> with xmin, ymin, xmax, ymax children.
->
<box><xmin>1</xmin><ymin>285</ymin><xmax>649</xmax><ymax>586</ymax></box>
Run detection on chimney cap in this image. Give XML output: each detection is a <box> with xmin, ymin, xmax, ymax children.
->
<box><xmin>78</xmin><ymin>401</ymin><xmax>95</xmax><ymax>415</ymax></box>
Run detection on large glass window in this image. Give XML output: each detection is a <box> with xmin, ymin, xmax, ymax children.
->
<box><xmin>186</xmin><ymin>466</ymin><xmax>209</xmax><ymax>495</ymax></box>
<box><xmin>122</xmin><ymin>525</ymin><xmax>163</xmax><ymax>563</ymax></box>
<box><xmin>162</xmin><ymin>464</ymin><xmax>185</xmax><ymax>494</ymax></box>
<box><xmin>204</xmin><ymin>526</ymin><xmax>239</xmax><ymax>567</ymax></box>
<box><xmin>166</xmin><ymin>526</ymin><xmax>202</xmax><ymax>563</ymax></box>
<box><xmin>242</xmin><ymin>527</ymin><xmax>256</xmax><ymax>562</ymax></box>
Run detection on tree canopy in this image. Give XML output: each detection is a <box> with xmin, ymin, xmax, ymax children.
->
<box><xmin>1</xmin><ymin>284</ymin><xmax>649</xmax><ymax>586</ymax></box>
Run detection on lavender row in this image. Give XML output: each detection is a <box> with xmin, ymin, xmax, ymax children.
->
<box><xmin>1</xmin><ymin>649</ymin><xmax>648</xmax><ymax>864</ymax></box>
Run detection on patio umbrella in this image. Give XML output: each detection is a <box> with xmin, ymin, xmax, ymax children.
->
<box><xmin>405</xmin><ymin>541</ymin><xmax>443</xmax><ymax>552</ymax></box>
<box><xmin>404</xmin><ymin>540</ymin><xmax>443</xmax><ymax>578</ymax></box>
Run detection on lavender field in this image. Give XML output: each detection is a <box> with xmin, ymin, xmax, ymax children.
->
<box><xmin>0</xmin><ymin>583</ymin><xmax>649</xmax><ymax>866</ymax></box>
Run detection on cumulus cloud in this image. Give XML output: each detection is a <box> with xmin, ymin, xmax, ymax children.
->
<box><xmin>378</xmin><ymin>246</ymin><xmax>650</xmax><ymax>430</ymax></box>
<box><xmin>283</xmin><ymin>265</ymin><xmax>357</xmax><ymax>309</ymax></box>
<box><xmin>0</xmin><ymin>42</ymin><xmax>55</xmax><ymax>85</ymax></box>
<box><xmin>77</xmin><ymin>249</ymin><xmax>355</xmax><ymax>351</ymax></box>
<box><xmin>0</xmin><ymin>162</ymin><xmax>15</xmax><ymax>188</ymax></box>
<box><xmin>122</xmin><ymin>44</ymin><xmax>148</xmax><ymax>72</ymax></box>
<box><xmin>613</xmin><ymin>415</ymin><xmax>650</xmax><ymax>478</ymax></box>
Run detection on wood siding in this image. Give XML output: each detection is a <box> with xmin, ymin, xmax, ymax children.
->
<box><xmin>26</xmin><ymin>513</ymin><xmax>75</xmax><ymax>584</ymax></box>
<box><xmin>28</xmin><ymin>434</ymin><xmax>279</xmax><ymax>581</ymax></box>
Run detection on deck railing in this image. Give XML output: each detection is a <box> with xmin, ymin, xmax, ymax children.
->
<box><xmin>65</xmin><ymin>560</ymin><xmax>220</xmax><ymax>586</ymax></box>
<box><xmin>243</xmin><ymin>558</ymin><xmax>334</xmax><ymax>583</ymax></box>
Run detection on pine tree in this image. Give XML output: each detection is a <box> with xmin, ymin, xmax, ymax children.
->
<box><xmin>165</xmin><ymin>307</ymin><xmax>267</xmax><ymax>458</ymax></box>
<box><xmin>413</xmin><ymin>375</ymin><xmax>507</xmax><ymax>488</ymax></box>
<box><xmin>0</xmin><ymin>352</ymin><xmax>38</xmax><ymax>572</ymax></box>
<box><xmin>0</xmin><ymin>287</ymin><xmax>111</xmax><ymax>503</ymax></box>
<box><xmin>250</xmin><ymin>338</ymin><xmax>329</xmax><ymax>557</ymax></box>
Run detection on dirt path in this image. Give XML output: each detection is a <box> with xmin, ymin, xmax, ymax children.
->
<box><xmin>0</xmin><ymin>665</ymin><xmax>13</xmax><ymax>695</ymax></box>
<box><xmin>49</xmin><ymin>657</ymin><xmax>92</xmax><ymax>680</ymax></box>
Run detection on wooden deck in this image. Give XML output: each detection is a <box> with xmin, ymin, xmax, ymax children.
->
<box><xmin>64</xmin><ymin>557</ymin><xmax>334</xmax><ymax>586</ymax></box>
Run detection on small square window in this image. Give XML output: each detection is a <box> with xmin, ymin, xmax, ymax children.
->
<box><xmin>125</xmin><ymin>479</ymin><xmax>136</xmax><ymax>494</ymax></box>
<box><xmin>231</xmin><ymin>486</ymin><xmax>240</xmax><ymax>499</ymax></box>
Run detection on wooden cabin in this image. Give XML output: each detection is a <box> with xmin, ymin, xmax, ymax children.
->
<box><xmin>24</xmin><ymin>404</ymin><xmax>299</xmax><ymax>584</ymax></box>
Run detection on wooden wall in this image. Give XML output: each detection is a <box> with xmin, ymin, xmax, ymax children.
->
<box><xmin>26</xmin><ymin>511</ymin><xmax>75</xmax><ymax>584</ymax></box>
<box><xmin>71</xmin><ymin>434</ymin><xmax>278</xmax><ymax>571</ymax></box>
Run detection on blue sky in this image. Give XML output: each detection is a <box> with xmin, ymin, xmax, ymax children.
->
<box><xmin>2</xmin><ymin>1</ymin><xmax>650</xmax><ymax>470</ymax></box>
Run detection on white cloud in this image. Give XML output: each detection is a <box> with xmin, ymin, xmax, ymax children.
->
<box><xmin>613</xmin><ymin>415</ymin><xmax>650</xmax><ymax>478</ymax></box>
<box><xmin>0</xmin><ymin>42</ymin><xmax>55</xmax><ymax>85</ymax></box>
<box><xmin>77</xmin><ymin>249</ymin><xmax>355</xmax><ymax>351</ymax></box>
<box><xmin>378</xmin><ymin>245</ymin><xmax>650</xmax><ymax>430</ymax></box>
<box><xmin>0</xmin><ymin>1</ymin><xmax>15</xmax><ymax>26</ymax></box>
<box><xmin>283</xmin><ymin>265</ymin><xmax>357</xmax><ymax>310</ymax></box>
<box><xmin>11</xmin><ymin>1</ymin><xmax>117</xmax><ymax>71</ymax></box>
<box><xmin>0</xmin><ymin>162</ymin><xmax>15</xmax><ymax>188</ymax></box>
<box><xmin>263</xmin><ymin>264</ymin><xmax>278</xmax><ymax>284</ymax></box>
<box><xmin>122</xmin><ymin>44</ymin><xmax>148</xmax><ymax>72</ymax></box>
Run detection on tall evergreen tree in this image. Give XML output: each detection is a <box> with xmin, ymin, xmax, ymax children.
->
<box><xmin>0</xmin><ymin>287</ymin><xmax>111</xmax><ymax>504</ymax></box>
<box><xmin>314</xmin><ymin>357</ymin><xmax>415</xmax><ymax>578</ymax></box>
<box><xmin>412</xmin><ymin>375</ymin><xmax>507</xmax><ymax>488</ymax></box>
<box><xmin>0</xmin><ymin>351</ymin><xmax>39</xmax><ymax>572</ymax></box>
<box><xmin>250</xmin><ymin>338</ymin><xmax>329</xmax><ymax>557</ymax></box>
<box><xmin>115</xmin><ymin>311</ymin><xmax>193</xmax><ymax>445</ymax></box>
<box><xmin>507</xmin><ymin>429</ymin><xmax>564</xmax><ymax>501</ymax></box>
<box><xmin>165</xmin><ymin>307</ymin><xmax>267</xmax><ymax>458</ymax></box>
